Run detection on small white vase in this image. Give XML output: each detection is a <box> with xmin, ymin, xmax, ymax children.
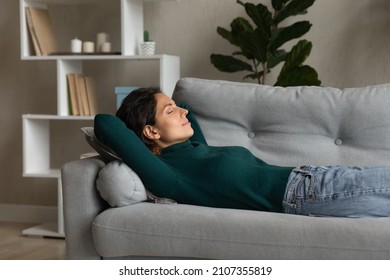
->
<box><xmin>139</xmin><ymin>41</ymin><xmax>156</xmax><ymax>55</ymax></box>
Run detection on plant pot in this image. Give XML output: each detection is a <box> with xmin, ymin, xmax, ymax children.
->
<box><xmin>139</xmin><ymin>41</ymin><xmax>155</xmax><ymax>56</ymax></box>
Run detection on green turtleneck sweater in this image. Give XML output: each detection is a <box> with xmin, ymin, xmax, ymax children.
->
<box><xmin>94</xmin><ymin>107</ymin><xmax>293</xmax><ymax>212</ymax></box>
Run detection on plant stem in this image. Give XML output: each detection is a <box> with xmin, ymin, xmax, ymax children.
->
<box><xmin>262</xmin><ymin>62</ymin><xmax>268</xmax><ymax>85</ymax></box>
<box><xmin>252</xmin><ymin>59</ymin><xmax>262</xmax><ymax>84</ymax></box>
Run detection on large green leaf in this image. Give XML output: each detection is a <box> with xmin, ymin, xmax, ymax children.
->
<box><xmin>275</xmin><ymin>65</ymin><xmax>321</xmax><ymax>86</ymax></box>
<box><xmin>271</xmin><ymin>0</ymin><xmax>283</xmax><ymax>10</ymax></box>
<box><xmin>271</xmin><ymin>0</ymin><xmax>290</xmax><ymax>11</ymax></box>
<box><xmin>279</xmin><ymin>40</ymin><xmax>312</xmax><ymax>77</ymax></box>
<box><xmin>236</xmin><ymin>28</ymin><xmax>269</xmax><ymax>62</ymax></box>
<box><xmin>229</xmin><ymin>17</ymin><xmax>254</xmax><ymax>50</ymax></box>
<box><xmin>270</xmin><ymin>21</ymin><xmax>311</xmax><ymax>51</ymax></box>
<box><xmin>217</xmin><ymin>27</ymin><xmax>239</xmax><ymax>47</ymax></box>
<box><xmin>230</xmin><ymin>17</ymin><xmax>254</xmax><ymax>33</ymax></box>
<box><xmin>274</xmin><ymin>0</ymin><xmax>315</xmax><ymax>24</ymax></box>
<box><xmin>242</xmin><ymin>2</ymin><xmax>272</xmax><ymax>37</ymax></box>
<box><xmin>210</xmin><ymin>54</ymin><xmax>253</xmax><ymax>73</ymax></box>
<box><xmin>268</xmin><ymin>49</ymin><xmax>288</xmax><ymax>68</ymax></box>
<box><xmin>276</xmin><ymin>39</ymin><xmax>320</xmax><ymax>86</ymax></box>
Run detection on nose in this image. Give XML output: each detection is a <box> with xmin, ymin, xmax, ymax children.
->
<box><xmin>181</xmin><ymin>108</ymin><xmax>188</xmax><ymax>116</ymax></box>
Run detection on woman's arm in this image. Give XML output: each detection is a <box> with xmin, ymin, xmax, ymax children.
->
<box><xmin>178</xmin><ymin>103</ymin><xmax>207</xmax><ymax>145</ymax></box>
<box><xmin>94</xmin><ymin>114</ymin><xmax>177</xmax><ymax>197</ymax></box>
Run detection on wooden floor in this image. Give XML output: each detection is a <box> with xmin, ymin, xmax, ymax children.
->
<box><xmin>0</xmin><ymin>222</ymin><xmax>66</xmax><ymax>260</ymax></box>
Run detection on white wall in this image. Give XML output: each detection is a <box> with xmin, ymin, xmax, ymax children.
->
<box><xmin>1</xmin><ymin>0</ymin><xmax>390</xmax><ymax>218</ymax></box>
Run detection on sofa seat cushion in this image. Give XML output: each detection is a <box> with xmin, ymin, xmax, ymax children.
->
<box><xmin>92</xmin><ymin>203</ymin><xmax>390</xmax><ymax>259</ymax></box>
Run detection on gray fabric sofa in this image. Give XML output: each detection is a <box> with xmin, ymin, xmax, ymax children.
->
<box><xmin>62</xmin><ymin>78</ymin><xmax>390</xmax><ymax>259</ymax></box>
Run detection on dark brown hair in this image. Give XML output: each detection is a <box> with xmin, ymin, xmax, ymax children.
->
<box><xmin>116</xmin><ymin>87</ymin><xmax>161</xmax><ymax>152</ymax></box>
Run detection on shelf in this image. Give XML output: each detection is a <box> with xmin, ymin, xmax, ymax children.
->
<box><xmin>20</xmin><ymin>0</ymin><xmax>180</xmax><ymax>58</ymax></box>
<box><xmin>22</xmin><ymin>176</ymin><xmax>65</xmax><ymax>238</ymax></box>
<box><xmin>21</xmin><ymin>54</ymin><xmax>178</xmax><ymax>61</ymax></box>
<box><xmin>22</xmin><ymin>115</ymin><xmax>94</xmax><ymax>177</ymax></box>
<box><xmin>23</xmin><ymin>0</ymin><xmax>103</xmax><ymax>4</ymax></box>
<box><xmin>23</xmin><ymin>168</ymin><xmax>61</xmax><ymax>178</ymax></box>
<box><xmin>23</xmin><ymin>223</ymin><xmax>65</xmax><ymax>238</ymax></box>
<box><xmin>54</xmin><ymin>55</ymin><xmax>180</xmax><ymax>115</ymax></box>
<box><xmin>20</xmin><ymin>0</ymin><xmax>181</xmax><ymax>238</ymax></box>
<box><xmin>23</xmin><ymin>114</ymin><xmax>94</xmax><ymax>120</ymax></box>
<box><xmin>23</xmin><ymin>0</ymin><xmax>179</xmax><ymax>5</ymax></box>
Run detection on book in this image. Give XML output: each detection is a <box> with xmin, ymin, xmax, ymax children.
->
<box><xmin>25</xmin><ymin>7</ymin><xmax>42</xmax><ymax>56</ymax></box>
<box><xmin>66</xmin><ymin>74</ymin><xmax>80</xmax><ymax>116</ymax></box>
<box><xmin>85</xmin><ymin>76</ymin><xmax>98</xmax><ymax>115</ymax></box>
<box><xmin>25</xmin><ymin>6</ymin><xmax>58</xmax><ymax>56</ymax></box>
<box><xmin>67</xmin><ymin>73</ymin><xmax>98</xmax><ymax>116</ymax></box>
<box><xmin>74</xmin><ymin>74</ymin><xmax>86</xmax><ymax>115</ymax></box>
<box><xmin>76</xmin><ymin>74</ymin><xmax>90</xmax><ymax>115</ymax></box>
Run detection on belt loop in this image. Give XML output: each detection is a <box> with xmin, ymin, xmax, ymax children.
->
<box><xmin>292</xmin><ymin>165</ymin><xmax>306</xmax><ymax>172</ymax></box>
<box><xmin>293</xmin><ymin>165</ymin><xmax>316</xmax><ymax>198</ymax></box>
<box><xmin>308</xmin><ymin>173</ymin><xmax>315</xmax><ymax>198</ymax></box>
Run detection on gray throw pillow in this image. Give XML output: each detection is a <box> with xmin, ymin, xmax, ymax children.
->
<box><xmin>96</xmin><ymin>160</ymin><xmax>147</xmax><ymax>207</ymax></box>
<box><xmin>82</xmin><ymin>126</ymin><xmax>177</xmax><ymax>206</ymax></box>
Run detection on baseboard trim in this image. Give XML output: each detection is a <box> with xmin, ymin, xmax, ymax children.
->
<box><xmin>0</xmin><ymin>203</ymin><xmax>57</xmax><ymax>223</ymax></box>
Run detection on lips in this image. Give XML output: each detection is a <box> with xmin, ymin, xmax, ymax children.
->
<box><xmin>182</xmin><ymin>120</ymin><xmax>191</xmax><ymax>126</ymax></box>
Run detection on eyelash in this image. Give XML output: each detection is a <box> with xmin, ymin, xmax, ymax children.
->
<box><xmin>167</xmin><ymin>104</ymin><xmax>176</xmax><ymax>114</ymax></box>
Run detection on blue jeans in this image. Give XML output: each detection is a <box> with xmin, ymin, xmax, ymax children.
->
<box><xmin>283</xmin><ymin>165</ymin><xmax>390</xmax><ymax>217</ymax></box>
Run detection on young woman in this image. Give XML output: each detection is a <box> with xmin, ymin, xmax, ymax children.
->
<box><xmin>94</xmin><ymin>88</ymin><xmax>390</xmax><ymax>217</ymax></box>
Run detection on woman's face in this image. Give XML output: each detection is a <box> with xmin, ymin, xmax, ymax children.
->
<box><xmin>143</xmin><ymin>93</ymin><xmax>194</xmax><ymax>148</ymax></box>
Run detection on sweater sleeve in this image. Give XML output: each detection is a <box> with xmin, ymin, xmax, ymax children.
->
<box><xmin>94</xmin><ymin>114</ymin><xmax>177</xmax><ymax>197</ymax></box>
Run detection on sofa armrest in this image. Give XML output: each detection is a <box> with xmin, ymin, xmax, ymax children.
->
<box><xmin>61</xmin><ymin>156</ymin><xmax>107</xmax><ymax>259</ymax></box>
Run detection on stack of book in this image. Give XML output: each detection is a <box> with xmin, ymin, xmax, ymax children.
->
<box><xmin>25</xmin><ymin>6</ymin><xmax>58</xmax><ymax>56</ymax></box>
<box><xmin>67</xmin><ymin>74</ymin><xmax>98</xmax><ymax>116</ymax></box>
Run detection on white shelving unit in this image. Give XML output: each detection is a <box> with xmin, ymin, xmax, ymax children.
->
<box><xmin>20</xmin><ymin>0</ymin><xmax>180</xmax><ymax>237</ymax></box>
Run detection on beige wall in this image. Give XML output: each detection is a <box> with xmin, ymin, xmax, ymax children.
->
<box><xmin>1</xmin><ymin>0</ymin><xmax>390</xmax><ymax>211</ymax></box>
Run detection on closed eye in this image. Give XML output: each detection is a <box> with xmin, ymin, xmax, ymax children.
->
<box><xmin>165</xmin><ymin>103</ymin><xmax>176</xmax><ymax>115</ymax></box>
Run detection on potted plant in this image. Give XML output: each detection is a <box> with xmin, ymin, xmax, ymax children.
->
<box><xmin>139</xmin><ymin>30</ymin><xmax>155</xmax><ymax>56</ymax></box>
<box><xmin>210</xmin><ymin>0</ymin><xmax>321</xmax><ymax>86</ymax></box>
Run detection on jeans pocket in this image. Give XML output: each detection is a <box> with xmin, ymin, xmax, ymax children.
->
<box><xmin>283</xmin><ymin>172</ymin><xmax>306</xmax><ymax>214</ymax></box>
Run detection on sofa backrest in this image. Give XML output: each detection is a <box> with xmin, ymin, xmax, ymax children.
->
<box><xmin>173</xmin><ymin>78</ymin><xmax>390</xmax><ymax>167</ymax></box>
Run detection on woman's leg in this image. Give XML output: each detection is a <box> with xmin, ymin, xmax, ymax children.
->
<box><xmin>283</xmin><ymin>165</ymin><xmax>390</xmax><ymax>217</ymax></box>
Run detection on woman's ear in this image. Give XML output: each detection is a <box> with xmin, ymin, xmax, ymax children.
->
<box><xmin>143</xmin><ymin>125</ymin><xmax>160</xmax><ymax>140</ymax></box>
